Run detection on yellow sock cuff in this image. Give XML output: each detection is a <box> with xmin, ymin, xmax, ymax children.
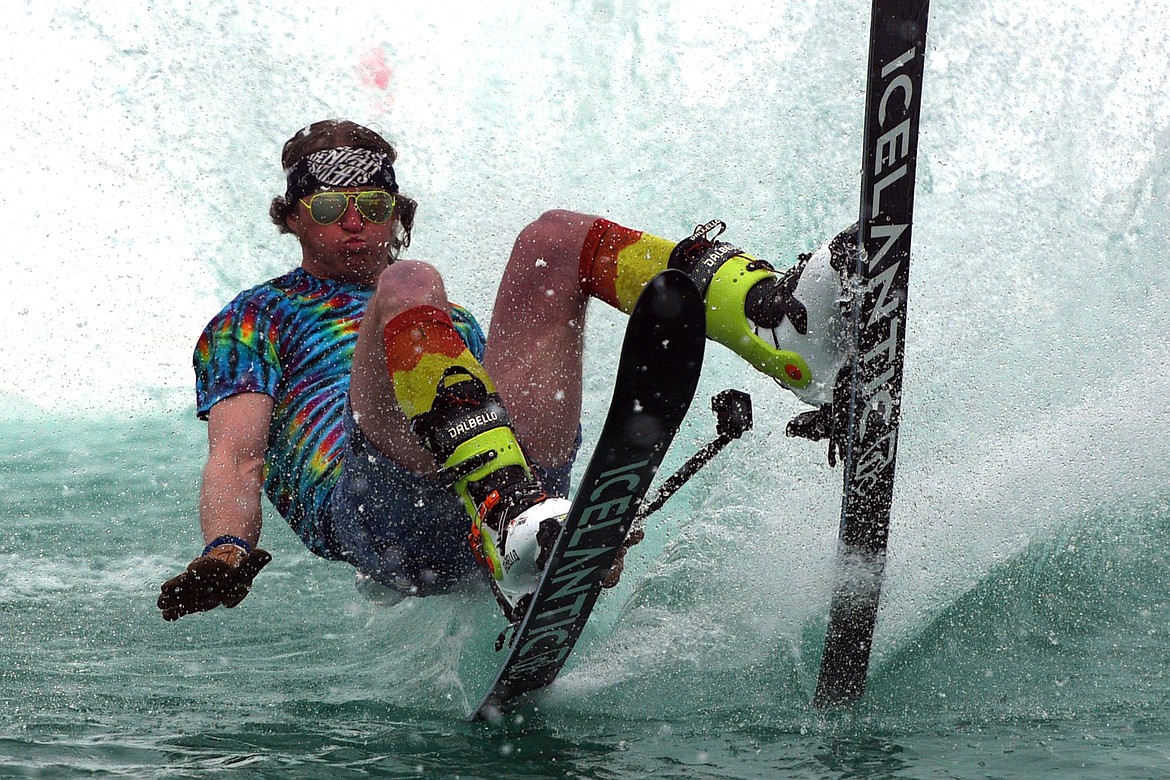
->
<box><xmin>578</xmin><ymin>218</ymin><xmax>677</xmax><ymax>313</ymax></box>
<box><xmin>383</xmin><ymin>305</ymin><xmax>495</xmax><ymax>420</ymax></box>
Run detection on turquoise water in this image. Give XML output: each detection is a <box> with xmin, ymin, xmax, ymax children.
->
<box><xmin>5</xmin><ymin>416</ymin><xmax>1170</xmax><ymax>776</ymax></box>
<box><xmin>4</xmin><ymin>1</ymin><xmax>1170</xmax><ymax>777</ymax></box>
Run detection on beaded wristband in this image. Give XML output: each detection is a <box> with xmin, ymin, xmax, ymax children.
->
<box><xmin>202</xmin><ymin>534</ymin><xmax>253</xmax><ymax>557</ymax></box>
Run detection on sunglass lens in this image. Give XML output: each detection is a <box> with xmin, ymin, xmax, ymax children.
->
<box><xmin>357</xmin><ymin>192</ymin><xmax>395</xmax><ymax>223</ymax></box>
<box><xmin>309</xmin><ymin>194</ymin><xmax>348</xmax><ymax>224</ymax></box>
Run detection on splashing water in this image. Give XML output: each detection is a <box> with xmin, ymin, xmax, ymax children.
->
<box><xmin>3</xmin><ymin>1</ymin><xmax>1170</xmax><ymax>776</ymax></box>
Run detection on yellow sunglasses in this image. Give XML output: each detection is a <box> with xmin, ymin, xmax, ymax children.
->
<box><xmin>299</xmin><ymin>190</ymin><xmax>396</xmax><ymax>225</ymax></box>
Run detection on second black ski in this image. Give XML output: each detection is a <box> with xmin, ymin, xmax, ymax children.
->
<box><xmin>814</xmin><ymin>0</ymin><xmax>930</xmax><ymax>708</ymax></box>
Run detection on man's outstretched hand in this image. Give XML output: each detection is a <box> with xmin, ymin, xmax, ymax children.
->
<box><xmin>158</xmin><ymin>542</ymin><xmax>271</xmax><ymax>621</ymax></box>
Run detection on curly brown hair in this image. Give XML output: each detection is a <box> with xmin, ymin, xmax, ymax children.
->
<box><xmin>269</xmin><ymin>120</ymin><xmax>416</xmax><ymax>257</ymax></box>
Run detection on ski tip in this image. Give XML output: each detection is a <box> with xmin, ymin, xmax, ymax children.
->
<box><xmin>647</xmin><ymin>267</ymin><xmax>701</xmax><ymax>297</ymax></box>
<box><xmin>640</xmin><ymin>269</ymin><xmax>705</xmax><ymax>329</ymax></box>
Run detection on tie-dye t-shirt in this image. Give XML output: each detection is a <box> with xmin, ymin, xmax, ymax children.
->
<box><xmin>194</xmin><ymin>267</ymin><xmax>486</xmax><ymax>558</ymax></box>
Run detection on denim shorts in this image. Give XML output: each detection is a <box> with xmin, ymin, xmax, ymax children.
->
<box><xmin>323</xmin><ymin>404</ymin><xmax>576</xmax><ymax>597</ymax></box>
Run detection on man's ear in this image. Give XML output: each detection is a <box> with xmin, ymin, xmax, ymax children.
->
<box><xmin>285</xmin><ymin>210</ymin><xmax>300</xmax><ymax>234</ymax></box>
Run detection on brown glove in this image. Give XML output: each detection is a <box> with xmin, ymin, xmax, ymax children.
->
<box><xmin>157</xmin><ymin>537</ymin><xmax>271</xmax><ymax>621</ymax></box>
<box><xmin>601</xmin><ymin>527</ymin><xmax>645</xmax><ymax>589</ymax></box>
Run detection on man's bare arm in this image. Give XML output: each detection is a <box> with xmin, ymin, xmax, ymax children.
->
<box><xmin>157</xmin><ymin>392</ymin><xmax>275</xmax><ymax>621</ymax></box>
<box><xmin>199</xmin><ymin>392</ymin><xmax>275</xmax><ymax>547</ymax></box>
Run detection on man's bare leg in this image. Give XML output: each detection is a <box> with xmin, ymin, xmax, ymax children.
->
<box><xmin>349</xmin><ymin>211</ymin><xmax>596</xmax><ymax>476</ymax></box>
<box><xmin>483</xmin><ymin>210</ymin><xmax>597</xmax><ymax>470</ymax></box>
<box><xmin>347</xmin><ymin>248</ymin><xmax>588</xmax><ymax>612</ymax></box>
<box><xmin>349</xmin><ymin>259</ymin><xmax>452</xmax><ymax>475</ymax></box>
<box><xmin>487</xmin><ymin>209</ymin><xmax>665</xmax><ymax>587</ymax></box>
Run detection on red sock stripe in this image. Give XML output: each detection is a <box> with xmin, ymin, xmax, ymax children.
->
<box><xmin>578</xmin><ymin>218</ymin><xmax>645</xmax><ymax>309</ymax></box>
<box><xmin>383</xmin><ymin>305</ymin><xmax>465</xmax><ymax>373</ymax></box>
<box><xmin>577</xmin><ymin>218</ymin><xmax>614</xmax><ymax>300</ymax></box>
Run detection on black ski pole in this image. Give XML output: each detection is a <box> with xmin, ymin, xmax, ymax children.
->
<box><xmin>636</xmin><ymin>389</ymin><xmax>753</xmax><ymax>522</ymax></box>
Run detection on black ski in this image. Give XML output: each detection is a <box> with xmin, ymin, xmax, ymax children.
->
<box><xmin>814</xmin><ymin>0</ymin><xmax>930</xmax><ymax>708</ymax></box>
<box><xmin>472</xmin><ymin>269</ymin><xmax>706</xmax><ymax>720</ymax></box>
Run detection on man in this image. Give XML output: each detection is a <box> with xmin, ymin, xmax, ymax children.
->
<box><xmin>157</xmin><ymin>119</ymin><xmax>852</xmax><ymax>623</ymax></box>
